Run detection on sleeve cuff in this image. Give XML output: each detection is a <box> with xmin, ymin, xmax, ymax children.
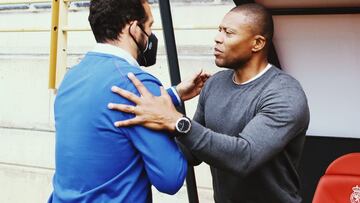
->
<box><xmin>167</xmin><ymin>86</ymin><xmax>182</xmax><ymax>107</ymax></box>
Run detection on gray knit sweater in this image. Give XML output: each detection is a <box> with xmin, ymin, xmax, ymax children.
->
<box><xmin>178</xmin><ymin>66</ymin><xmax>310</xmax><ymax>203</ymax></box>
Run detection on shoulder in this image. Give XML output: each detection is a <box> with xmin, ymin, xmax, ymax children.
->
<box><xmin>260</xmin><ymin>67</ymin><xmax>309</xmax><ymax>112</ymax></box>
<box><xmin>259</xmin><ymin>67</ymin><xmax>310</xmax><ymax>121</ymax></box>
<box><xmin>259</xmin><ymin>67</ymin><xmax>308</xmax><ymax>107</ymax></box>
<box><xmin>103</xmin><ymin>56</ymin><xmax>162</xmax><ymax>88</ymax></box>
<box><xmin>133</xmin><ymin>71</ymin><xmax>162</xmax><ymax>87</ymax></box>
<box><xmin>267</xmin><ymin>67</ymin><xmax>303</xmax><ymax>91</ymax></box>
<box><xmin>116</xmin><ymin>68</ymin><xmax>162</xmax><ymax>97</ymax></box>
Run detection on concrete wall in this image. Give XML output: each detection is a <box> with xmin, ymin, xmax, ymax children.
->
<box><xmin>0</xmin><ymin>2</ymin><xmax>234</xmax><ymax>203</ymax></box>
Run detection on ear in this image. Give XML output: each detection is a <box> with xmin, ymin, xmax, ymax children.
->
<box><xmin>129</xmin><ymin>20</ymin><xmax>139</xmax><ymax>36</ymax></box>
<box><xmin>252</xmin><ymin>35</ymin><xmax>266</xmax><ymax>52</ymax></box>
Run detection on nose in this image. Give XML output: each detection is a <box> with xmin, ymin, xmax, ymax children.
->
<box><xmin>214</xmin><ymin>31</ymin><xmax>223</xmax><ymax>44</ymax></box>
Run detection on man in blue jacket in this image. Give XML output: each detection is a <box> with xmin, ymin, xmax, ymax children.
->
<box><xmin>48</xmin><ymin>0</ymin><xmax>209</xmax><ymax>202</ymax></box>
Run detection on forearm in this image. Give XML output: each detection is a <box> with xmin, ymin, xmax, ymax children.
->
<box><xmin>176</xmin><ymin>139</ymin><xmax>202</xmax><ymax>166</ymax></box>
<box><xmin>177</xmin><ymin>121</ymin><xmax>253</xmax><ymax>176</ymax></box>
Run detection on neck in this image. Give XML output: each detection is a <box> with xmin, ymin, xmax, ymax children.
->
<box><xmin>233</xmin><ymin>57</ymin><xmax>268</xmax><ymax>84</ymax></box>
<box><xmin>106</xmin><ymin>36</ymin><xmax>138</xmax><ymax>60</ymax></box>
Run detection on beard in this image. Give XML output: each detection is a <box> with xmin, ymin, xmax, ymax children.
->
<box><xmin>215</xmin><ymin>55</ymin><xmax>250</xmax><ymax>70</ymax></box>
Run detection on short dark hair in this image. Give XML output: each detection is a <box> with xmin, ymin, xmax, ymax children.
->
<box><xmin>89</xmin><ymin>0</ymin><xmax>147</xmax><ymax>43</ymax></box>
<box><xmin>231</xmin><ymin>3</ymin><xmax>274</xmax><ymax>41</ymax></box>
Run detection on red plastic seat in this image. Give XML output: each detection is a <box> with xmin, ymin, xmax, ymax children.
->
<box><xmin>313</xmin><ymin>153</ymin><xmax>360</xmax><ymax>203</ymax></box>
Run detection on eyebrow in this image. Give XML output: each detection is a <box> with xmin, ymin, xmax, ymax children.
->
<box><xmin>219</xmin><ymin>25</ymin><xmax>236</xmax><ymax>33</ymax></box>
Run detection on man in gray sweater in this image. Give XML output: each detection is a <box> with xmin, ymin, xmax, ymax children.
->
<box><xmin>108</xmin><ymin>3</ymin><xmax>310</xmax><ymax>203</ymax></box>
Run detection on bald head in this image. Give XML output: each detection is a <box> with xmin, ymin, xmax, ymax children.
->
<box><xmin>230</xmin><ymin>3</ymin><xmax>273</xmax><ymax>42</ymax></box>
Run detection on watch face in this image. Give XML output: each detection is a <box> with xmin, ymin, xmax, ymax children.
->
<box><xmin>178</xmin><ymin>119</ymin><xmax>190</xmax><ymax>131</ymax></box>
<box><xmin>176</xmin><ymin>117</ymin><xmax>191</xmax><ymax>134</ymax></box>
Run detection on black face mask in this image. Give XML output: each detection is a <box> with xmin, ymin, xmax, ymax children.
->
<box><xmin>130</xmin><ymin>25</ymin><xmax>158</xmax><ymax>67</ymax></box>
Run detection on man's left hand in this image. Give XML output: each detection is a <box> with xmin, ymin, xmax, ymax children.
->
<box><xmin>176</xmin><ymin>70</ymin><xmax>211</xmax><ymax>101</ymax></box>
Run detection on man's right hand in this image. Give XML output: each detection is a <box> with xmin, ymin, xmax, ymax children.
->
<box><xmin>108</xmin><ymin>73</ymin><xmax>183</xmax><ymax>132</ymax></box>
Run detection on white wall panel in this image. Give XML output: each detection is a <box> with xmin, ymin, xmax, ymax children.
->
<box><xmin>257</xmin><ymin>0</ymin><xmax>360</xmax><ymax>8</ymax></box>
<box><xmin>273</xmin><ymin>14</ymin><xmax>360</xmax><ymax>138</ymax></box>
<box><xmin>0</xmin><ymin>57</ymin><xmax>55</xmax><ymax>130</ymax></box>
<box><xmin>0</xmin><ymin>164</ymin><xmax>53</xmax><ymax>203</ymax></box>
<box><xmin>0</xmin><ymin>128</ymin><xmax>54</xmax><ymax>168</ymax></box>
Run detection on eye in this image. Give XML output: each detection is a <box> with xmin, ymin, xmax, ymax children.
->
<box><xmin>225</xmin><ymin>29</ymin><xmax>233</xmax><ymax>36</ymax></box>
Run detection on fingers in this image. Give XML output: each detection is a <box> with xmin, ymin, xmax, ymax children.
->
<box><xmin>196</xmin><ymin>70</ymin><xmax>211</xmax><ymax>80</ymax></box>
<box><xmin>200</xmin><ymin>72</ymin><xmax>211</xmax><ymax>82</ymax></box>
<box><xmin>196</xmin><ymin>69</ymin><xmax>203</xmax><ymax>78</ymax></box>
<box><xmin>194</xmin><ymin>71</ymin><xmax>210</xmax><ymax>85</ymax></box>
<box><xmin>114</xmin><ymin>117</ymin><xmax>143</xmax><ymax>127</ymax></box>
<box><xmin>127</xmin><ymin>73</ymin><xmax>152</xmax><ymax>97</ymax></box>
<box><xmin>200</xmin><ymin>71</ymin><xmax>211</xmax><ymax>78</ymax></box>
<box><xmin>108</xmin><ymin>103</ymin><xmax>143</xmax><ymax>127</ymax></box>
<box><xmin>191</xmin><ymin>70</ymin><xmax>203</xmax><ymax>84</ymax></box>
<box><xmin>108</xmin><ymin>103</ymin><xmax>137</xmax><ymax>114</ymax></box>
<box><xmin>188</xmin><ymin>69</ymin><xmax>204</xmax><ymax>84</ymax></box>
<box><xmin>111</xmin><ymin>86</ymin><xmax>141</xmax><ymax>104</ymax></box>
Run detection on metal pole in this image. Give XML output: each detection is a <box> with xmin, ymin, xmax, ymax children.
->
<box><xmin>54</xmin><ymin>0</ymin><xmax>69</xmax><ymax>89</ymax></box>
<box><xmin>158</xmin><ymin>0</ymin><xmax>199</xmax><ymax>203</ymax></box>
<box><xmin>158</xmin><ymin>0</ymin><xmax>181</xmax><ymax>85</ymax></box>
<box><xmin>48</xmin><ymin>0</ymin><xmax>60</xmax><ymax>89</ymax></box>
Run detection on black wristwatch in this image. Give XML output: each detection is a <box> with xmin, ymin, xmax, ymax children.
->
<box><xmin>175</xmin><ymin>116</ymin><xmax>192</xmax><ymax>137</ymax></box>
